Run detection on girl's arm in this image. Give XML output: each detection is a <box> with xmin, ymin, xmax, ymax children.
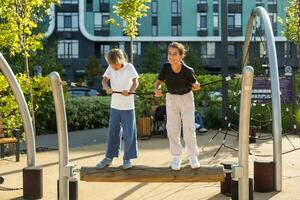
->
<box><xmin>102</xmin><ymin>77</ymin><xmax>113</xmax><ymax>94</ymax></box>
<box><xmin>122</xmin><ymin>78</ymin><xmax>139</xmax><ymax>96</ymax></box>
<box><xmin>129</xmin><ymin>78</ymin><xmax>139</xmax><ymax>93</ymax></box>
<box><xmin>154</xmin><ymin>80</ymin><xmax>163</xmax><ymax>97</ymax></box>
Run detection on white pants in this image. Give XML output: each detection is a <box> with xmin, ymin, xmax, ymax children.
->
<box><xmin>166</xmin><ymin>91</ymin><xmax>199</xmax><ymax>158</ymax></box>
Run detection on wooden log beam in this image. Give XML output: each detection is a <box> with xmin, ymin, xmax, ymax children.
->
<box><xmin>80</xmin><ymin>165</ymin><xmax>224</xmax><ymax>183</ymax></box>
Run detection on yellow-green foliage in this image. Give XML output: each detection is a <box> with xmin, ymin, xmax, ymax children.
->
<box><xmin>296</xmin><ymin>108</ymin><xmax>300</xmax><ymax>128</ymax></box>
<box><xmin>0</xmin><ymin>73</ymin><xmax>51</xmax><ymax>137</ymax></box>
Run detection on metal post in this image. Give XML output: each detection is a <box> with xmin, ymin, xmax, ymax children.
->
<box><xmin>50</xmin><ymin>72</ymin><xmax>72</xmax><ymax>200</ymax></box>
<box><xmin>0</xmin><ymin>53</ymin><xmax>36</xmax><ymax>167</ymax></box>
<box><xmin>239</xmin><ymin>66</ymin><xmax>254</xmax><ymax>200</ymax></box>
<box><xmin>243</xmin><ymin>6</ymin><xmax>282</xmax><ymax>191</ymax></box>
<box><xmin>221</xmin><ymin>0</ymin><xmax>229</xmax><ymax>127</ymax></box>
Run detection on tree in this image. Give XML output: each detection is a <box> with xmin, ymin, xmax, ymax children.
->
<box><xmin>29</xmin><ymin>40</ymin><xmax>63</xmax><ymax>76</ymax></box>
<box><xmin>85</xmin><ymin>55</ymin><xmax>103</xmax><ymax>88</ymax></box>
<box><xmin>184</xmin><ymin>47</ymin><xmax>204</xmax><ymax>74</ymax></box>
<box><xmin>0</xmin><ymin>0</ymin><xmax>59</xmax><ymax>134</ymax></box>
<box><xmin>141</xmin><ymin>43</ymin><xmax>162</xmax><ymax>73</ymax></box>
<box><xmin>107</xmin><ymin>0</ymin><xmax>151</xmax><ymax>64</ymax></box>
<box><xmin>279</xmin><ymin>0</ymin><xmax>300</xmax><ymax>72</ymax></box>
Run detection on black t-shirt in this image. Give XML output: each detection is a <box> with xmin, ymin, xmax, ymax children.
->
<box><xmin>158</xmin><ymin>62</ymin><xmax>197</xmax><ymax>95</ymax></box>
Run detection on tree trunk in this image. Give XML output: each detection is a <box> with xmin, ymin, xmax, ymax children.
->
<box><xmin>130</xmin><ymin>38</ymin><xmax>134</xmax><ymax>64</ymax></box>
<box><xmin>24</xmin><ymin>55</ymin><xmax>36</xmax><ymax>135</ymax></box>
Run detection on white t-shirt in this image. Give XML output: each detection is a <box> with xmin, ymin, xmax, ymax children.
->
<box><xmin>103</xmin><ymin>63</ymin><xmax>139</xmax><ymax>110</ymax></box>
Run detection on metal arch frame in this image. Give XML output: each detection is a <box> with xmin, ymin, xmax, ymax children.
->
<box><xmin>49</xmin><ymin>72</ymin><xmax>71</xmax><ymax>200</ymax></box>
<box><xmin>243</xmin><ymin>6</ymin><xmax>282</xmax><ymax>191</ymax></box>
<box><xmin>0</xmin><ymin>53</ymin><xmax>36</xmax><ymax>167</ymax></box>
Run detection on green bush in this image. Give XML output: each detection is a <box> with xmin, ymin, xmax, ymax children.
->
<box><xmin>65</xmin><ymin>96</ymin><xmax>111</xmax><ymax>130</ymax></box>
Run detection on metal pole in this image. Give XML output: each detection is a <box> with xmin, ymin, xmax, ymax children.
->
<box><xmin>221</xmin><ymin>0</ymin><xmax>229</xmax><ymax>127</ymax></box>
<box><xmin>0</xmin><ymin>53</ymin><xmax>36</xmax><ymax>167</ymax></box>
<box><xmin>49</xmin><ymin>72</ymin><xmax>70</xmax><ymax>200</ymax></box>
<box><xmin>243</xmin><ymin>6</ymin><xmax>282</xmax><ymax>191</ymax></box>
<box><xmin>238</xmin><ymin>66</ymin><xmax>254</xmax><ymax>200</ymax></box>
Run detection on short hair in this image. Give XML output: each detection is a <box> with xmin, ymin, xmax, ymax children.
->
<box><xmin>105</xmin><ymin>48</ymin><xmax>128</xmax><ymax>64</ymax></box>
<box><xmin>168</xmin><ymin>42</ymin><xmax>188</xmax><ymax>58</ymax></box>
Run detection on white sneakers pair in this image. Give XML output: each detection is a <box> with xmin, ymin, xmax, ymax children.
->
<box><xmin>170</xmin><ymin>155</ymin><xmax>200</xmax><ymax>170</ymax></box>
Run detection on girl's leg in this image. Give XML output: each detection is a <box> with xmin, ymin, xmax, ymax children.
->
<box><xmin>180</xmin><ymin>92</ymin><xmax>199</xmax><ymax>158</ymax></box>
<box><xmin>105</xmin><ymin>108</ymin><xmax>122</xmax><ymax>159</ymax></box>
<box><xmin>120</xmin><ymin>109</ymin><xmax>138</xmax><ymax>160</ymax></box>
<box><xmin>166</xmin><ymin>94</ymin><xmax>182</xmax><ymax>156</ymax></box>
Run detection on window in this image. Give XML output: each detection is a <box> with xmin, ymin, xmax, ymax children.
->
<box><xmin>228</xmin><ymin>0</ymin><xmax>241</xmax><ymax>4</ymax></box>
<box><xmin>58</xmin><ymin>40</ymin><xmax>79</xmax><ymax>59</ymax></box>
<box><xmin>213</xmin><ymin>0</ymin><xmax>218</xmax><ymax>4</ymax></box>
<box><xmin>259</xmin><ymin>42</ymin><xmax>267</xmax><ymax>58</ymax></box>
<box><xmin>57</xmin><ymin>13</ymin><xmax>78</xmax><ymax>31</ymax></box>
<box><xmin>172</xmin><ymin>25</ymin><xmax>181</xmax><ymax>36</ymax></box>
<box><xmin>133</xmin><ymin>42</ymin><xmax>141</xmax><ymax>55</ymax></box>
<box><xmin>152</xmin><ymin>0</ymin><xmax>158</xmax><ymax>16</ymax></box>
<box><xmin>228</xmin><ymin>13</ymin><xmax>242</xmax><ymax>29</ymax></box>
<box><xmin>94</xmin><ymin>12</ymin><xmax>109</xmax><ymax>30</ymax></box>
<box><xmin>100</xmin><ymin>0</ymin><xmax>109</xmax><ymax>3</ymax></box>
<box><xmin>152</xmin><ymin>25</ymin><xmax>158</xmax><ymax>36</ymax></box>
<box><xmin>268</xmin><ymin>0</ymin><xmax>277</xmax><ymax>5</ymax></box>
<box><xmin>213</xmin><ymin>13</ymin><xmax>219</xmax><ymax>29</ymax></box>
<box><xmin>197</xmin><ymin>13</ymin><xmax>207</xmax><ymax>31</ymax></box>
<box><xmin>86</xmin><ymin>0</ymin><xmax>93</xmax><ymax>11</ymax></box>
<box><xmin>61</xmin><ymin>0</ymin><xmax>78</xmax><ymax>4</ymax></box>
<box><xmin>171</xmin><ymin>0</ymin><xmax>181</xmax><ymax>16</ymax></box>
<box><xmin>284</xmin><ymin>42</ymin><xmax>292</xmax><ymax>58</ymax></box>
<box><xmin>119</xmin><ymin>42</ymin><xmax>125</xmax><ymax>51</ymax></box>
<box><xmin>227</xmin><ymin>44</ymin><xmax>236</xmax><ymax>57</ymax></box>
<box><xmin>255</xmin><ymin>16</ymin><xmax>262</xmax><ymax>27</ymax></box>
<box><xmin>100</xmin><ymin>44</ymin><xmax>110</xmax><ymax>59</ymax></box>
<box><xmin>201</xmin><ymin>43</ymin><xmax>215</xmax><ymax>58</ymax></box>
<box><xmin>268</xmin><ymin>13</ymin><xmax>277</xmax><ymax>30</ymax></box>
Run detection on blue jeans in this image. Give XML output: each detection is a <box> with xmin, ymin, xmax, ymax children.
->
<box><xmin>105</xmin><ymin>108</ymin><xmax>138</xmax><ymax>160</ymax></box>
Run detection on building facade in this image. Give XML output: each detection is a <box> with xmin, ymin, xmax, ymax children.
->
<box><xmin>46</xmin><ymin>0</ymin><xmax>298</xmax><ymax>82</ymax></box>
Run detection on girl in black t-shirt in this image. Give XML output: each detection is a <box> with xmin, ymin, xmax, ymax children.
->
<box><xmin>154</xmin><ymin>42</ymin><xmax>201</xmax><ymax>170</ymax></box>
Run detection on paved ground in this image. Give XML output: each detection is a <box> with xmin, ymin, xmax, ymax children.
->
<box><xmin>1</xmin><ymin>128</ymin><xmax>300</xmax><ymax>200</ymax></box>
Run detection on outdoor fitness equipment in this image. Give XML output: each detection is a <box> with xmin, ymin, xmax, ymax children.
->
<box><xmin>243</xmin><ymin>6</ymin><xmax>282</xmax><ymax>192</ymax></box>
<box><xmin>49</xmin><ymin>65</ymin><xmax>253</xmax><ymax>199</ymax></box>
<box><xmin>0</xmin><ymin>54</ymin><xmax>43</xmax><ymax>199</ymax></box>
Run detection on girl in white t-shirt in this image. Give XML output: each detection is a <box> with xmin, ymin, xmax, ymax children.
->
<box><xmin>96</xmin><ymin>48</ymin><xmax>139</xmax><ymax>169</ymax></box>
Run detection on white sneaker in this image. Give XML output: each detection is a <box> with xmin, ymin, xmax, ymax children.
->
<box><xmin>171</xmin><ymin>156</ymin><xmax>181</xmax><ymax>170</ymax></box>
<box><xmin>199</xmin><ymin>128</ymin><xmax>208</xmax><ymax>133</ymax></box>
<box><xmin>190</xmin><ymin>156</ymin><xmax>200</xmax><ymax>169</ymax></box>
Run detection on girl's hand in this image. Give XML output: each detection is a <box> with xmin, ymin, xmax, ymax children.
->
<box><xmin>122</xmin><ymin>90</ymin><xmax>130</xmax><ymax>96</ymax></box>
<box><xmin>192</xmin><ymin>83</ymin><xmax>201</xmax><ymax>91</ymax></box>
<box><xmin>154</xmin><ymin>89</ymin><xmax>163</xmax><ymax>97</ymax></box>
<box><xmin>104</xmin><ymin>87</ymin><xmax>113</xmax><ymax>95</ymax></box>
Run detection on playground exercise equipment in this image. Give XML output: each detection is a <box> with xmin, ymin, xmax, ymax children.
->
<box><xmin>48</xmin><ymin>64</ymin><xmax>253</xmax><ymax>199</ymax></box>
<box><xmin>243</xmin><ymin>6</ymin><xmax>282</xmax><ymax>192</ymax></box>
<box><xmin>0</xmin><ymin>54</ymin><xmax>43</xmax><ymax>199</ymax></box>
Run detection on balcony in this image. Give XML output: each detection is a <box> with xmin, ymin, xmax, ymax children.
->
<box><xmin>99</xmin><ymin>2</ymin><xmax>109</xmax><ymax>12</ymax></box>
<box><xmin>213</xmin><ymin>4</ymin><xmax>219</xmax><ymax>12</ymax></box>
<box><xmin>152</xmin><ymin>16</ymin><xmax>158</xmax><ymax>25</ymax></box>
<box><xmin>228</xmin><ymin>4</ymin><xmax>242</xmax><ymax>13</ymax></box>
<box><xmin>197</xmin><ymin>29</ymin><xmax>208</xmax><ymax>36</ymax></box>
<box><xmin>268</xmin><ymin>4</ymin><xmax>277</xmax><ymax>13</ymax></box>
<box><xmin>172</xmin><ymin>16</ymin><xmax>181</xmax><ymax>25</ymax></box>
<box><xmin>213</xmin><ymin>29</ymin><xmax>219</xmax><ymax>36</ymax></box>
<box><xmin>228</xmin><ymin>27</ymin><xmax>242</xmax><ymax>36</ymax></box>
<box><xmin>197</xmin><ymin>3</ymin><xmax>208</xmax><ymax>12</ymax></box>
<box><xmin>94</xmin><ymin>25</ymin><xmax>110</xmax><ymax>36</ymax></box>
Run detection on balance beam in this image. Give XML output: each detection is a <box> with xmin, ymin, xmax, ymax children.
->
<box><xmin>80</xmin><ymin>165</ymin><xmax>224</xmax><ymax>182</ymax></box>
